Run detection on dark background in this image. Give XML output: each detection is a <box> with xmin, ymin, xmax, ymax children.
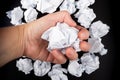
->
<box><xmin>0</xmin><ymin>0</ymin><xmax>117</xmax><ymax>80</ymax></box>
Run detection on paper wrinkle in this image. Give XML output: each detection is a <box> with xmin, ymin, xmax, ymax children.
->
<box><xmin>48</xmin><ymin>64</ymin><xmax>68</xmax><ymax>80</ymax></box>
<box><xmin>36</xmin><ymin>0</ymin><xmax>63</xmax><ymax>13</ymax></box>
<box><xmin>90</xmin><ymin>20</ymin><xmax>110</xmax><ymax>38</ymax></box>
<box><xmin>60</xmin><ymin>0</ymin><xmax>76</xmax><ymax>14</ymax></box>
<box><xmin>81</xmin><ymin>53</ymin><xmax>100</xmax><ymax>74</ymax></box>
<box><xmin>68</xmin><ymin>60</ymin><xmax>85</xmax><ymax>77</ymax></box>
<box><xmin>88</xmin><ymin>37</ymin><xmax>108</xmax><ymax>55</ymax></box>
<box><xmin>16</xmin><ymin>58</ymin><xmax>33</xmax><ymax>74</ymax></box>
<box><xmin>6</xmin><ymin>7</ymin><xmax>23</xmax><ymax>25</ymax></box>
<box><xmin>52</xmin><ymin>64</ymin><xmax>68</xmax><ymax>74</ymax></box>
<box><xmin>88</xmin><ymin>37</ymin><xmax>104</xmax><ymax>53</ymax></box>
<box><xmin>24</xmin><ymin>8</ymin><xmax>38</xmax><ymax>22</ymax></box>
<box><xmin>33</xmin><ymin>60</ymin><xmax>51</xmax><ymax>76</ymax></box>
<box><xmin>41</xmin><ymin>23</ymin><xmax>80</xmax><ymax>52</ymax></box>
<box><xmin>76</xmin><ymin>0</ymin><xmax>95</xmax><ymax>9</ymax></box>
<box><xmin>72</xmin><ymin>39</ymin><xmax>81</xmax><ymax>52</ymax></box>
<box><xmin>20</xmin><ymin>0</ymin><xmax>38</xmax><ymax>9</ymax></box>
<box><xmin>49</xmin><ymin>74</ymin><xmax>68</xmax><ymax>80</ymax></box>
<box><xmin>75</xmin><ymin>8</ymin><xmax>96</xmax><ymax>28</ymax></box>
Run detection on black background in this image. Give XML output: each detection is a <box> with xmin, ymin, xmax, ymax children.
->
<box><xmin>0</xmin><ymin>0</ymin><xmax>117</xmax><ymax>80</ymax></box>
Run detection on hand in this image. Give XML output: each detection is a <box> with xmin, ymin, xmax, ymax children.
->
<box><xmin>23</xmin><ymin>11</ymin><xmax>90</xmax><ymax>64</ymax></box>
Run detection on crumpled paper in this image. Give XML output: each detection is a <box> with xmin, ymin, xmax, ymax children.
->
<box><xmin>6</xmin><ymin>7</ymin><xmax>23</xmax><ymax>25</ymax></box>
<box><xmin>81</xmin><ymin>53</ymin><xmax>100</xmax><ymax>74</ymax></box>
<box><xmin>20</xmin><ymin>0</ymin><xmax>38</xmax><ymax>9</ymax></box>
<box><xmin>89</xmin><ymin>20</ymin><xmax>110</xmax><ymax>38</ymax></box>
<box><xmin>33</xmin><ymin>60</ymin><xmax>51</xmax><ymax>76</ymax></box>
<box><xmin>74</xmin><ymin>7</ymin><xmax>96</xmax><ymax>28</ymax></box>
<box><xmin>60</xmin><ymin>0</ymin><xmax>76</xmax><ymax>14</ymax></box>
<box><xmin>68</xmin><ymin>60</ymin><xmax>85</xmax><ymax>77</ymax></box>
<box><xmin>68</xmin><ymin>52</ymin><xmax>100</xmax><ymax>76</ymax></box>
<box><xmin>76</xmin><ymin>0</ymin><xmax>95</xmax><ymax>9</ymax></box>
<box><xmin>99</xmin><ymin>48</ymin><xmax>108</xmax><ymax>56</ymax></box>
<box><xmin>48</xmin><ymin>64</ymin><xmax>68</xmax><ymax>80</ymax></box>
<box><xmin>16</xmin><ymin>58</ymin><xmax>33</xmax><ymax>74</ymax></box>
<box><xmin>24</xmin><ymin>7</ymin><xmax>38</xmax><ymax>22</ymax></box>
<box><xmin>36</xmin><ymin>0</ymin><xmax>63</xmax><ymax>13</ymax></box>
<box><xmin>88</xmin><ymin>37</ymin><xmax>108</xmax><ymax>55</ymax></box>
<box><xmin>88</xmin><ymin>38</ymin><xmax>104</xmax><ymax>53</ymax></box>
<box><xmin>41</xmin><ymin>22</ymin><xmax>81</xmax><ymax>52</ymax></box>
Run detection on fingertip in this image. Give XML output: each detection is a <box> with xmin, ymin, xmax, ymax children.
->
<box><xmin>80</xmin><ymin>41</ymin><xmax>91</xmax><ymax>52</ymax></box>
<box><xmin>78</xmin><ymin>28</ymin><xmax>89</xmax><ymax>40</ymax></box>
<box><xmin>65</xmin><ymin>47</ymin><xmax>78</xmax><ymax>60</ymax></box>
<box><xmin>51</xmin><ymin>49</ymin><xmax>67</xmax><ymax>64</ymax></box>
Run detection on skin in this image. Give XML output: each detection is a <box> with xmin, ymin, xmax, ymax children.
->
<box><xmin>78</xmin><ymin>28</ymin><xmax>90</xmax><ymax>40</ymax></box>
<box><xmin>0</xmin><ymin>11</ymin><xmax>90</xmax><ymax>67</ymax></box>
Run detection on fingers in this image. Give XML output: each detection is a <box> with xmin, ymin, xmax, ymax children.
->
<box><xmin>80</xmin><ymin>41</ymin><xmax>91</xmax><ymax>51</ymax></box>
<box><xmin>65</xmin><ymin>47</ymin><xmax>78</xmax><ymax>60</ymax></box>
<box><xmin>78</xmin><ymin>27</ymin><xmax>89</xmax><ymax>40</ymax></box>
<box><xmin>75</xmin><ymin>25</ymin><xmax>83</xmax><ymax>30</ymax></box>
<box><xmin>52</xmin><ymin>11</ymin><xmax>77</xmax><ymax>27</ymax></box>
<box><xmin>47</xmin><ymin>47</ymin><xmax>78</xmax><ymax>64</ymax></box>
<box><xmin>77</xmin><ymin>26</ymin><xmax>90</xmax><ymax>52</ymax></box>
<box><xmin>50</xmin><ymin>49</ymin><xmax>67</xmax><ymax>64</ymax></box>
<box><xmin>46</xmin><ymin>25</ymin><xmax>90</xmax><ymax>64</ymax></box>
<box><xmin>46</xmin><ymin>53</ymin><xmax>65</xmax><ymax>64</ymax></box>
<box><xmin>46</xmin><ymin>53</ymin><xmax>54</xmax><ymax>62</ymax></box>
<box><xmin>47</xmin><ymin>42</ymin><xmax>90</xmax><ymax>64</ymax></box>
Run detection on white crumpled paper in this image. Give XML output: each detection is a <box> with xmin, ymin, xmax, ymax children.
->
<box><xmin>68</xmin><ymin>52</ymin><xmax>100</xmax><ymax>76</ymax></box>
<box><xmin>20</xmin><ymin>0</ymin><xmax>38</xmax><ymax>9</ymax></box>
<box><xmin>88</xmin><ymin>20</ymin><xmax>109</xmax><ymax>55</ymax></box>
<box><xmin>36</xmin><ymin>0</ymin><xmax>63</xmax><ymax>13</ymax></box>
<box><xmin>33</xmin><ymin>60</ymin><xmax>51</xmax><ymax>76</ymax></box>
<box><xmin>81</xmin><ymin>53</ymin><xmax>100</xmax><ymax>74</ymax></box>
<box><xmin>6</xmin><ymin>7</ymin><xmax>23</xmax><ymax>25</ymax></box>
<box><xmin>75</xmin><ymin>0</ymin><xmax>95</xmax><ymax>9</ymax></box>
<box><xmin>41</xmin><ymin>22</ymin><xmax>81</xmax><ymax>52</ymax></box>
<box><xmin>68</xmin><ymin>60</ymin><xmax>85</xmax><ymax>77</ymax></box>
<box><xmin>89</xmin><ymin>20</ymin><xmax>110</xmax><ymax>38</ymax></box>
<box><xmin>75</xmin><ymin>7</ymin><xmax>96</xmax><ymax>28</ymax></box>
<box><xmin>88</xmin><ymin>37</ymin><xmax>108</xmax><ymax>55</ymax></box>
<box><xmin>60</xmin><ymin>0</ymin><xmax>76</xmax><ymax>14</ymax></box>
<box><xmin>16</xmin><ymin>58</ymin><xmax>33</xmax><ymax>74</ymax></box>
<box><xmin>99</xmin><ymin>48</ymin><xmax>108</xmax><ymax>56</ymax></box>
<box><xmin>48</xmin><ymin>64</ymin><xmax>68</xmax><ymax>80</ymax></box>
<box><xmin>88</xmin><ymin>38</ymin><xmax>104</xmax><ymax>53</ymax></box>
<box><xmin>24</xmin><ymin>7</ymin><xmax>38</xmax><ymax>22</ymax></box>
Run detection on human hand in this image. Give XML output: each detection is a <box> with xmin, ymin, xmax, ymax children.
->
<box><xmin>23</xmin><ymin>11</ymin><xmax>90</xmax><ymax>64</ymax></box>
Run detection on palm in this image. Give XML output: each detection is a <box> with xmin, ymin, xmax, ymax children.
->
<box><xmin>24</xmin><ymin>36</ymin><xmax>49</xmax><ymax>61</ymax></box>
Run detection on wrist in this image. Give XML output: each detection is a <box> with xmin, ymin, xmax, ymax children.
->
<box><xmin>17</xmin><ymin>24</ymin><xmax>27</xmax><ymax>57</ymax></box>
<box><xmin>0</xmin><ymin>25</ymin><xmax>27</xmax><ymax>67</ymax></box>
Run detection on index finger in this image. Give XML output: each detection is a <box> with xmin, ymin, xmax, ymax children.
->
<box><xmin>51</xmin><ymin>11</ymin><xmax>77</xmax><ymax>27</ymax></box>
